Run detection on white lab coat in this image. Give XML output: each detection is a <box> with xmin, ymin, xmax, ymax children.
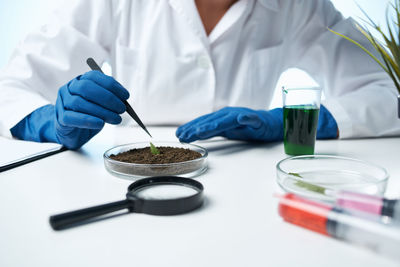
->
<box><xmin>0</xmin><ymin>0</ymin><xmax>399</xmax><ymax>139</ymax></box>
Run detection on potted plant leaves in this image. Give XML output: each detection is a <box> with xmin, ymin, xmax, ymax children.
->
<box><xmin>329</xmin><ymin>0</ymin><xmax>400</xmax><ymax>118</ymax></box>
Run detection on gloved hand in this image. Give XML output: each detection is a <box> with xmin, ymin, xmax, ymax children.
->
<box><xmin>176</xmin><ymin>105</ymin><xmax>339</xmax><ymax>143</ymax></box>
<box><xmin>176</xmin><ymin>107</ymin><xmax>284</xmax><ymax>143</ymax></box>
<box><xmin>317</xmin><ymin>105</ymin><xmax>339</xmax><ymax>139</ymax></box>
<box><xmin>10</xmin><ymin>71</ymin><xmax>130</xmax><ymax>149</ymax></box>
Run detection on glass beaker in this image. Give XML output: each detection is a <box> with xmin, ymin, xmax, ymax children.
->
<box><xmin>282</xmin><ymin>87</ymin><xmax>321</xmax><ymax>155</ymax></box>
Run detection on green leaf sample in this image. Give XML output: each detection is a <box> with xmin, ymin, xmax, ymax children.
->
<box><xmin>150</xmin><ymin>142</ymin><xmax>160</xmax><ymax>155</ymax></box>
<box><xmin>294</xmin><ymin>180</ymin><xmax>326</xmax><ymax>195</ymax></box>
<box><xmin>288</xmin><ymin>172</ymin><xmax>326</xmax><ymax>194</ymax></box>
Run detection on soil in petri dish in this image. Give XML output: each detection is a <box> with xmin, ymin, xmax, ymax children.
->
<box><xmin>110</xmin><ymin>146</ymin><xmax>202</xmax><ymax>164</ymax></box>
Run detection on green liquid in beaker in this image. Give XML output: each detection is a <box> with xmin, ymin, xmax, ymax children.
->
<box><xmin>283</xmin><ymin>105</ymin><xmax>320</xmax><ymax>155</ymax></box>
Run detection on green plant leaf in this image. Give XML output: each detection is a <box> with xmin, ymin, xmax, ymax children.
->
<box><xmin>328</xmin><ymin>0</ymin><xmax>400</xmax><ymax>94</ymax></box>
<box><xmin>395</xmin><ymin>1</ymin><xmax>400</xmax><ymax>44</ymax></box>
<box><xmin>361</xmin><ymin>25</ymin><xmax>400</xmax><ymax>89</ymax></box>
<box><xmin>288</xmin><ymin>172</ymin><xmax>302</xmax><ymax>178</ymax></box>
<box><xmin>295</xmin><ymin>180</ymin><xmax>326</xmax><ymax>195</ymax></box>
<box><xmin>150</xmin><ymin>142</ymin><xmax>160</xmax><ymax>155</ymax></box>
<box><xmin>288</xmin><ymin>172</ymin><xmax>326</xmax><ymax>194</ymax></box>
<box><xmin>385</xmin><ymin>9</ymin><xmax>400</xmax><ymax>75</ymax></box>
<box><xmin>328</xmin><ymin>28</ymin><xmax>389</xmax><ymax>73</ymax></box>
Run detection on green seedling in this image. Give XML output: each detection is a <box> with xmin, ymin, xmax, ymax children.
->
<box><xmin>150</xmin><ymin>142</ymin><xmax>160</xmax><ymax>155</ymax></box>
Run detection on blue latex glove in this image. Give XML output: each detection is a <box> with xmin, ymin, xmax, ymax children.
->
<box><xmin>176</xmin><ymin>105</ymin><xmax>338</xmax><ymax>143</ymax></box>
<box><xmin>11</xmin><ymin>71</ymin><xmax>129</xmax><ymax>149</ymax></box>
<box><xmin>317</xmin><ymin>105</ymin><xmax>339</xmax><ymax>139</ymax></box>
<box><xmin>176</xmin><ymin>107</ymin><xmax>284</xmax><ymax>143</ymax></box>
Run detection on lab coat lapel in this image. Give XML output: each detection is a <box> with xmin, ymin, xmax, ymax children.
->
<box><xmin>258</xmin><ymin>0</ymin><xmax>280</xmax><ymax>11</ymax></box>
<box><xmin>168</xmin><ymin>0</ymin><xmax>210</xmax><ymax>52</ymax></box>
<box><xmin>208</xmin><ymin>0</ymin><xmax>251</xmax><ymax>44</ymax></box>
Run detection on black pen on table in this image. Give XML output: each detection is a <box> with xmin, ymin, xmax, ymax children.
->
<box><xmin>0</xmin><ymin>146</ymin><xmax>68</xmax><ymax>173</ymax></box>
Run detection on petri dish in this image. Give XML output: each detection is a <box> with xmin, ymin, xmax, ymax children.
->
<box><xmin>104</xmin><ymin>142</ymin><xmax>208</xmax><ymax>179</ymax></box>
<box><xmin>276</xmin><ymin>155</ymin><xmax>389</xmax><ymax>202</ymax></box>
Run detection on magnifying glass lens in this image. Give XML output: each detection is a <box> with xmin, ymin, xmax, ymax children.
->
<box><xmin>133</xmin><ymin>184</ymin><xmax>199</xmax><ymax>200</ymax></box>
<box><xmin>50</xmin><ymin>177</ymin><xmax>204</xmax><ymax>230</ymax></box>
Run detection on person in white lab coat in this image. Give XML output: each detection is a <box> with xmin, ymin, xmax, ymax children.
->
<box><xmin>1</xmin><ymin>0</ymin><xmax>399</xmax><ymax>149</ymax></box>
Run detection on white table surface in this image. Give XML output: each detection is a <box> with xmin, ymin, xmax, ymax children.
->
<box><xmin>1</xmin><ymin>125</ymin><xmax>400</xmax><ymax>267</ymax></box>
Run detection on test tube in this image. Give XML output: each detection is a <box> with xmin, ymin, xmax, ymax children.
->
<box><xmin>335</xmin><ymin>191</ymin><xmax>400</xmax><ymax>222</ymax></box>
<box><xmin>278</xmin><ymin>193</ymin><xmax>400</xmax><ymax>261</ymax></box>
<box><xmin>291</xmin><ymin>177</ymin><xmax>400</xmax><ymax>221</ymax></box>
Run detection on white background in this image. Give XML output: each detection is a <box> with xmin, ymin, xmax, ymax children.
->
<box><xmin>0</xmin><ymin>0</ymin><xmax>394</xmax><ymax>108</ymax></box>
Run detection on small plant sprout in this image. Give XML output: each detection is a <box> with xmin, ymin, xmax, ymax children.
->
<box><xmin>150</xmin><ymin>142</ymin><xmax>160</xmax><ymax>155</ymax></box>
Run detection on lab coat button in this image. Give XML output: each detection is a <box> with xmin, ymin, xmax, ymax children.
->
<box><xmin>197</xmin><ymin>56</ymin><xmax>210</xmax><ymax>69</ymax></box>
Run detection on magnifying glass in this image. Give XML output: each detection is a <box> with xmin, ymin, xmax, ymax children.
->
<box><xmin>49</xmin><ymin>176</ymin><xmax>204</xmax><ymax>231</ymax></box>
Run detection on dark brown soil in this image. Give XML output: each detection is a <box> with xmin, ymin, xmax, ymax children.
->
<box><xmin>110</xmin><ymin>146</ymin><xmax>202</xmax><ymax>164</ymax></box>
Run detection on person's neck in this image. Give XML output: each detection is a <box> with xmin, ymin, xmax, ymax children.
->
<box><xmin>196</xmin><ymin>0</ymin><xmax>238</xmax><ymax>10</ymax></box>
<box><xmin>195</xmin><ymin>0</ymin><xmax>239</xmax><ymax>35</ymax></box>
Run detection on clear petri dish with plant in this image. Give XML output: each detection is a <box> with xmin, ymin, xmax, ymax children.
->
<box><xmin>276</xmin><ymin>155</ymin><xmax>389</xmax><ymax>202</ymax></box>
<box><xmin>104</xmin><ymin>141</ymin><xmax>208</xmax><ymax>179</ymax></box>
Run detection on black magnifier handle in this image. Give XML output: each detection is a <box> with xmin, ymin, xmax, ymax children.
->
<box><xmin>49</xmin><ymin>199</ymin><xmax>132</xmax><ymax>231</ymax></box>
